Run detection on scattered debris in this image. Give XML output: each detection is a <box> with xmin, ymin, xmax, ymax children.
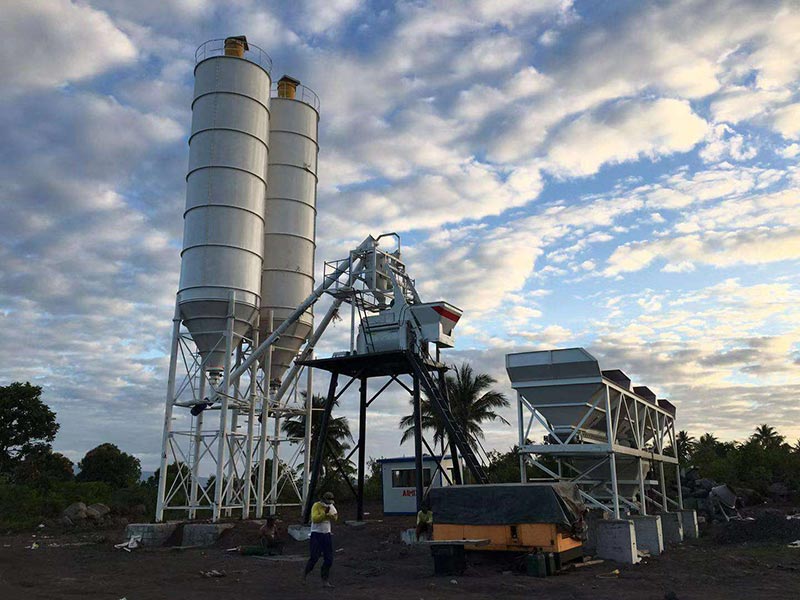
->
<box><xmin>449</xmin><ymin>579</ymin><xmax>458</xmax><ymax>584</ymax></box>
<box><xmin>596</xmin><ymin>568</ymin><xmax>620</xmax><ymax>579</ymax></box>
<box><xmin>114</xmin><ymin>535</ymin><xmax>142</xmax><ymax>552</ymax></box>
<box><xmin>573</xmin><ymin>559</ymin><xmax>604</xmax><ymax>569</ymax></box>
<box><xmin>335</xmin><ymin>547</ymin><xmax>344</xmax><ymax>553</ymax></box>
<box><xmin>788</xmin><ymin>540</ymin><xmax>800</xmax><ymax>548</ymax></box>
<box><xmin>287</xmin><ymin>525</ymin><xmax>310</xmax><ymax>541</ymax></box>
<box><xmin>26</xmin><ymin>542</ymin><xmax>39</xmax><ymax>550</ymax></box>
<box><xmin>250</xmin><ymin>555</ymin><xmax>307</xmax><ymax>562</ymax></box>
<box><xmin>200</xmin><ymin>569</ymin><xmax>226</xmax><ymax>578</ymax></box>
<box><xmin>401</xmin><ymin>528</ymin><xmax>420</xmax><ymax>545</ymax></box>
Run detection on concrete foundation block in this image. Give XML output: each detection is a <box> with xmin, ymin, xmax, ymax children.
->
<box><xmin>595</xmin><ymin>519</ymin><xmax>639</xmax><ymax>564</ymax></box>
<box><xmin>124</xmin><ymin>523</ymin><xmax>177</xmax><ymax>547</ymax></box>
<box><xmin>583</xmin><ymin>509</ymin><xmax>608</xmax><ymax>554</ymax></box>
<box><xmin>630</xmin><ymin>515</ymin><xmax>664</xmax><ymax>556</ymax></box>
<box><xmin>679</xmin><ymin>509</ymin><xmax>699</xmax><ymax>539</ymax></box>
<box><xmin>660</xmin><ymin>512</ymin><xmax>684</xmax><ymax>545</ymax></box>
<box><xmin>181</xmin><ymin>523</ymin><xmax>234</xmax><ymax>547</ymax></box>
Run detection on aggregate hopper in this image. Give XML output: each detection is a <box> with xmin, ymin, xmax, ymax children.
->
<box><xmin>430</xmin><ymin>483</ymin><xmax>585</xmax><ymax>564</ymax></box>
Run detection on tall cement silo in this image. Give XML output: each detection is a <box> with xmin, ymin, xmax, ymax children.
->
<box><xmin>259</xmin><ymin>76</ymin><xmax>320</xmax><ymax>380</ymax></box>
<box><xmin>178</xmin><ymin>37</ymin><xmax>271</xmax><ymax>373</ymax></box>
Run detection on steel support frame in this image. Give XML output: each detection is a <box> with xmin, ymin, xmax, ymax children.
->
<box><xmin>301</xmin><ymin>366</ymin><xmax>459</xmax><ymax>523</ymax></box>
<box><xmin>516</xmin><ymin>377</ymin><xmax>680</xmax><ymax>517</ymax></box>
<box><xmin>156</xmin><ymin>296</ymin><xmax>262</xmax><ymax>522</ymax></box>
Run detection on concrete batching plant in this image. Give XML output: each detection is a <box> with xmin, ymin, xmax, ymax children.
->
<box><xmin>156</xmin><ymin>37</ymin><xmax>477</xmax><ymax>522</ymax></box>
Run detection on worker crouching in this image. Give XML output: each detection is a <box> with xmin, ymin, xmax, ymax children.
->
<box><xmin>416</xmin><ymin>501</ymin><xmax>433</xmax><ymax>541</ymax></box>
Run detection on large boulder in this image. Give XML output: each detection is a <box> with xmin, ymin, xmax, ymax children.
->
<box><xmin>63</xmin><ymin>502</ymin><xmax>87</xmax><ymax>521</ymax></box>
<box><xmin>88</xmin><ymin>503</ymin><xmax>111</xmax><ymax>518</ymax></box>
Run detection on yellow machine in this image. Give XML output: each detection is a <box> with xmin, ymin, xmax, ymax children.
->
<box><xmin>430</xmin><ymin>483</ymin><xmax>585</xmax><ymax>563</ymax></box>
<box><xmin>434</xmin><ymin>522</ymin><xmax>582</xmax><ymax>553</ymax></box>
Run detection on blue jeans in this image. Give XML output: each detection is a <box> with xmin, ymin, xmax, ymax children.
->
<box><xmin>305</xmin><ymin>532</ymin><xmax>333</xmax><ymax>580</ymax></box>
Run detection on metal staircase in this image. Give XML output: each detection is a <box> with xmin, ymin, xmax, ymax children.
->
<box><xmin>406</xmin><ymin>350</ymin><xmax>490</xmax><ymax>484</ymax></box>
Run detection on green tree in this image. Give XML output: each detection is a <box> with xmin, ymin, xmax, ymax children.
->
<box><xmin>13</xmin><ymin>446</ymin><xmax>73</xmax><ymax>486</ymax></box>
<box><xmin>77</xmin><ymin>443</ymin><xmax>141</xmax><ymax>488</ymax></box>
<box><xmin>675</xmin><ymin>430</ymin><xmax>696</xmax><ymax>464</ymax></box>
<box><xmin>282</xmin><ymin>394</ymin><xmax>354</xmax><ymax>481</ymax></box>
<box><xmin>399</xmin><ymin>362</ymin><xmax>509</xmax><ymax>452</ymax></box>
<box><xmin>0</xmin><ymin>382</ymin><xmax>59</xmax><ymax>475</ymax></box>
<box><xmin>751</xmin><ymin>424</ymin><xmax>785</xmax><ymax>450</ymax></box>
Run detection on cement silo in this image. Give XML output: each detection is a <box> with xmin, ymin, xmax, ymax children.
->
<box><xmin>259</xmin><ymin>76</ymin><xmax>320</xmax><ymax>380</ymax></box>
<box><xmin>178</xmin><ymin>37</ymin><xmax>272</xmax><ymax>372</ymax></box>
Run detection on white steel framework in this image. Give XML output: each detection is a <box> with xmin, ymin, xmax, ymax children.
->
<box><xmin>156</xmin><ymin>236</ymin><xmax>408</xmax><ymax>522</ymax></box>
<box><xmin>509</xmin><ymin>349</ymin><xmax>683</xmax><ymax>519</ymax></box>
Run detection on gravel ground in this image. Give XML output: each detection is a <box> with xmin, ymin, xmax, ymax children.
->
<box><xmin>1</xmin><ymin>501</ymin><xmax>799</xmax><ymax>599</ymax></box>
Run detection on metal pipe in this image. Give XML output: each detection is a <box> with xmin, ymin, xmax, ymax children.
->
<box><xmin>272</xmin><ymin>295</ymin><xmax>347</xmax><ymax>403</ymax></box>
<box><xmin>156</xmin><ymin>302</ymin><xmax>182</xmax><ymax>522</ymax></box>
<box><xmin>241</xmin><ymin>325</ymin><xmax>259</xmax><ymax>519</ymax></box>
<box><xmin>269</xmin><ymin>381</ymin><xmax>282</xmax><ymax>515</ymax></box>
<box><xmin>638</xmin><ymin>458</ymin><xmax>647</xmax><ymax>515</ymax></box>
<box><xmin>256</xmin><ymin>310</ymin><xmax>274</xmax><ymax>518</ymax></box>
<box><xmin>226</xmin><ymin>239</ymin><xmax>372</xmax><ymax>386</ymax></box>
<box><xmin>605</xmin><ymin>386</ymin><xmax>621</xmax><ymax>519</ymax></box>
<box><xmin>189</xmin><ymin>372</ymin><xmax>207</xmax><ymax>519</ymax></box>
<box><xmin>658</xmin><ymin>462</ymin><xmax>668</xmax><ymax>513</ymax></box>
<box><xmin>225</xmin><ymin>343</ymin><xmax>243</xmax><ymax>517</ymax></box>
<box><xmin>212</xmin><ymin>296</ymin><xmax>236</xmax><ymax>522</ymax></box>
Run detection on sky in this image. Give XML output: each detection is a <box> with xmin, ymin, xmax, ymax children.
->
<box><xmin>1</xmin><ymin>0</ymin><xmax>800</xmax><ymax>470</ymax></box>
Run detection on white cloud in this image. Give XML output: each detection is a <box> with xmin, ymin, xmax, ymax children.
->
<box><xmin>299</xmin><ymin>0</ymin><xmax>364</xmax><ymax>33</ymax></box>
<box><xmin>778</xmin><ymin>143</ymin><xmax>800</xmax><ymax>158</ymax></box>
<box><xmin>605</xmin><ymin>228</ymin><xmax>800</xmax><ymax>276</ymax></box>
<box><xmin>547</xmin><ymin>98</ymin><xmax>709</xmax><ymax>177</ymax></box>
<box><xmin>700</xmin><ymin>124</ymin><xmax>758</xmax><ymax>163</ymax></box>
<box><xmin>772</xmin><ymin>103</ymin><xmax>800</xmax><ymax>140</ymax></box>
<box><xmin>0</xmin><ymin>0</ymin><xmax>137</xmax><ymax>94</ymax></box>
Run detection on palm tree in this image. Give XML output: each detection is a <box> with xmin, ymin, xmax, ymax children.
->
<box><xmin>675</xmin><ymin>430</ymin><xmax>696</xmax><ymax>464</ymax></box>
<box><xmin>751</xmin><ymin>424</ymin><xmax>785</xmax><ymax>449</ymax></box>
<box><xmin>399</xmin><ymin>362</ymin><xmax>509</xmax><ymax>453</ymax></box>
<box><xmin>282</xmin><ymin>394</ymin><xmax>354</xmax><ymax>479</ymax></box>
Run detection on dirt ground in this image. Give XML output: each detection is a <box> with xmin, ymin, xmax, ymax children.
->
<box><xmin>1</xmin><ymin>501</ymin><xmax>799</xmax><ymax>600</ymax></box>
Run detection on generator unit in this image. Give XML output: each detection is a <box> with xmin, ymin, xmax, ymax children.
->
<box><xmin>431</xmin><ymin>483</ymin><xmax>585</xmax><ymax>564</ymax></box>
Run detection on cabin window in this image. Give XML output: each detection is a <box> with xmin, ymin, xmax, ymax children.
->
<box><xmin>391</xmin><ymin>468</ymin><xmax>432</xmax><ymax>488</ymax></box>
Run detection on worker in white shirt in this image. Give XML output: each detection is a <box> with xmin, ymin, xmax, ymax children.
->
<box><xmin>304</xmin><ymin>491</ymin><xmax>338</xmax><ymax>588</ymax></box>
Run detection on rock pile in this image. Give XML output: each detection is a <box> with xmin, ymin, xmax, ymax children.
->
<box><xmin>61</xmin><ymin>502</ymin><xmax>113</xmax><ymax>528</ymax></box>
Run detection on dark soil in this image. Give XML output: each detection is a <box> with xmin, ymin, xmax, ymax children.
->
<box><xmin>1</xmin><ymin>501</ymin><xmax>799</xmax><ymax>599</ymax></box>
<box><xmin>713</xmin><ymin>509</ymin><xmax>800</xmax><ymax>545</ymax></box>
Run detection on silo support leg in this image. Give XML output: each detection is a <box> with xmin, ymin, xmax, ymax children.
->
<box><xmin>412</xmin><ymin>375</ymin><xmax>424</xmax><ymax>511</ymax></box>
<box><xmin>356</xmin><ymin>377</ymin><xmax>367</xmax><ymax>521</ymax></box>
<box><xmin>156</xmin><ymin>304</ymin><xmax>181</xmax><ymax>522</ymax></box>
